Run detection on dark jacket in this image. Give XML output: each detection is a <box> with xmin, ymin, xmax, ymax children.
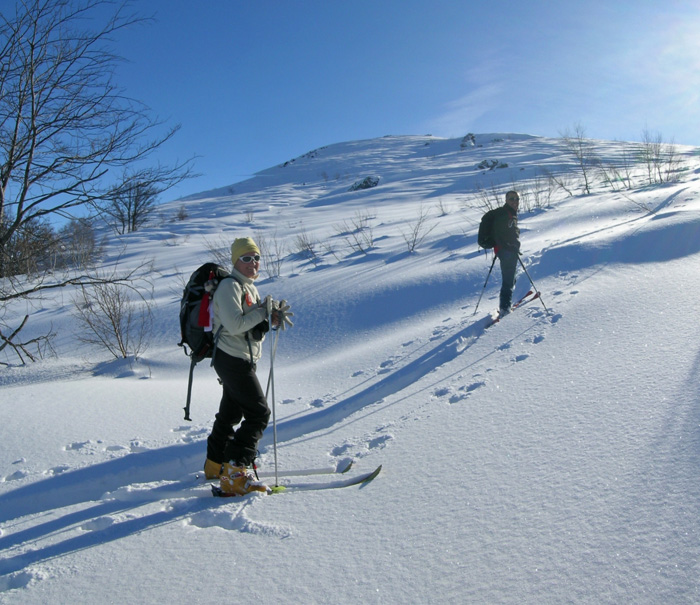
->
<box><xmin>492</xmin><ymin>204</ymin><xmax>520</xmax><ymax>253</ymax></box>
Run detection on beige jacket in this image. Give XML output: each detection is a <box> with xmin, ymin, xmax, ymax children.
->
<box><xmin>212</xmin><ymin>268</ymin><xmax>267</xmax><ymax>363</ymax></box>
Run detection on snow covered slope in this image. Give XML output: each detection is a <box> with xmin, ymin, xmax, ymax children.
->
<box><xmin>2</xmin><ymin>134</ymin><xmax>700</xmax><ymax>603</ymax></box>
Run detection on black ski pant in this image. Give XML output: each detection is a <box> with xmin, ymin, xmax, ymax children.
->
<box><xmin>207</xmin><ymin>349</ymin><xmax>270</xmax><ymax>467</ymax></box>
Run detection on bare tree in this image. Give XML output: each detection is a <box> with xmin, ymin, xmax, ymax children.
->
<box><xmin>294</xmin><ymin>226</ymin><xmax>319</xmax><ymax>266</ymax></box>
<box><xmin>333</xmin><ymin>210</ymin><xmax>375</xmax><ymax>255</ymax></box>
<box><xmin>639</xmin><ymin>129</ymin><xmax>685</xmax><ymax>185</ymax></box>
<box><xmin>560</xmin><ymin>123</ymin><xmax>599</xmax><ymax>195</ymax></box>
<box><xmin>472</xmin><ymin>183</ymin><xmax>502</xmax><ymax>212</ymax></box>
<box><xmin>599</xmin><ymin>141</ymin><xmax>637</xmax><ymax>191</ymax></box>
<box><xmin>99</xmin><ymin>179</ymin><xmax>159</xmax><ymax>234</ymax></box>
<box><xmin>0</xmin><ymin>216</ymin><xmax>57</xmax><ymax>275</ymax></box>
<box><xmin>72</xmin><ymin>267</ymin><xmax>153</xmax><ymax>359</ymax></box>
<box><xmin>56</xmin><ymin>217</ymin><xmax>103</xmax><ymax>268</ymax></box>
<box><xmin>0</xmin><ymin>0</ymin><xmax>194</xmax><ymax>361</ymax></box>
<box><xmin>401</xmin><ymin>205</ymin><xmax>436</xmax><ymax>253</ymax></box>
<box><xmin>540</xmin><ymin>167</ymin><xmax>575</xmax><ymax>198</ymax></box>
<box><xmin>640</xmin><ymin>129</ymin><xmax>663</xmax><ymax>185</ymax></box>
<box><xmin>255</xmin><ymin>230</ymin><xmax>286</xmax><ymax>279</ymax></box>
<box><xmin>203</xmin><ymin>234</ymin><xmax>232</xmax><ymax>267</ymax></box>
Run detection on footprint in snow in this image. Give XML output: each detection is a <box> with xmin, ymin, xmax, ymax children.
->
<box><xmin>445</xmin><ymin>380</ymin><xmax>486</xmax><ymax>404</ymax></box>
<box><xmin>368</xmin><ymin>434</ymin><xmax>393</xmax><ymax>450</ymax></box>
<box><xmin>448</xmin><ymin>381</ymin><xmax>486</xmax><ymax>404</ymax></box>
<box><xmin>81</xmin><ymin>516</ymin><xmax>117</xmax><ymax>532</ymax></box>
<box><xmin>188</xmin><ymin>507</ymin><xmax>292</xmax><ymax>538</ymax></box>
<box><xmin>378</xmin><ymin>359</ymin><xmax>395</xmax><ymax>374</ymax></box>
<box><xmin>332</xmin><ymin>432</ymin><xmax>393</xmax><ymax>458</ymax></box>
<box><xmin>331</xmin><ymin>443</ymin><xmax>353</xmax><ymax>456</ymax></box>
<box><xmin>64</xmin><ymin>440</ymin><xmax>91</xmax><ymax>451</ymax></box>
<box><xmin>45</xmin><ymin>465</ymin><xmax>71</xmax><ymax>476</ymax></box>
<box><xmin>1</xmin><ymin>570</ymin><xmax>34</xmax><ymax>591</ymax></box>
<box><xmin>4</xmin><ymin>469</ymin><xmax>30</xmax><ymax>481</ymax></box>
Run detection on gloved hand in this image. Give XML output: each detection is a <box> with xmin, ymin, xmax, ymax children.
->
<box><xmin>258</xmin><ymin>295</ymin><xmax>273</xmax><ymax>312</ymax></box>
<box><xmin>272</xmin><ymin>299</ymin><xmax>294</xmax><ymax>330</ymax></box>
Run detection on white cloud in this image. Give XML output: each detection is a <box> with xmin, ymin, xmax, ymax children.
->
<box><xmin>423</xmin><ymin>64</ymin><xmax>505</xmax><ymax>137</ymax></box>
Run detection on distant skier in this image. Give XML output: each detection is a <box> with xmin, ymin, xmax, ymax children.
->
<box><xmin>492</xmin><ymin>191</ymin><xmax>521</xmax><ymax>316</ymax></box>
<box><xmin>203</xmin><ymin>237</ymin><xmax>293</xmax><ymax>496</ymax></box>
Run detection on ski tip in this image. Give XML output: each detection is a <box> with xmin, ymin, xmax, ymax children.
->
<box><xmin>362</xmin><ymin>465</ymin><xmax>382</xmax><ymax>483</ymax></box>
<box><xmin>269</xmin><ymin>485</ymin><xmax>287</xmax><ymax>494</ymax></box>
<box><xmin>337</xmin><ymin>458</ymin><xmax>354</xmax><ymax>474</ymax></box>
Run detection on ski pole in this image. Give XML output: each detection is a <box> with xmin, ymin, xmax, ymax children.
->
<box><xmin>473</xmin><ymin>254</ymin><xmax>497</xmax><ymax>316</ymax></box>
<box><xmin>517</xmin><ymin>256</ymin><xmax>550</xmax><ymax>314</ymax></box>
<box><xmin>183</xmin><ymin>357</ymin><xmax>195</xmax><ymax>421</ymax></box>
<box><xmin>266</xmin><ymin>297</ymin><xmax>280</xmax><ymax>487</ymax></box>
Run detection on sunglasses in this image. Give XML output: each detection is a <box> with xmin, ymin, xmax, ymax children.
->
<box><xmin>239</xmin><ymin>254</ymin><xmax>261</xmax><ymax>263</ymax></box>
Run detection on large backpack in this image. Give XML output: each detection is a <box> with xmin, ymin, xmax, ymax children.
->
<box><xmin>477</xmin><ymin>208</ymin><xmax>498</xmax><ymax>249</ymax></box>
<box><xmin>178</xmin><ymin>262</ymin><xmax>230</xmax><ymax>363</ymax></box>
<box><xmin>178</xmin><ymin>262</ymin><xmax>231</xmax><ymax>420</ymax></box>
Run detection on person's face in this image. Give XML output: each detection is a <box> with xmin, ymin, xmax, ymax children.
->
<box><xmin>506</xmin><ymin>195</ymin><xmax>520</xmax><ymax>211</ymax></box>
<box><xmin>234</xmin><ymin>251</ymin><xmax>260</xmax><ymax>278</ymax></box>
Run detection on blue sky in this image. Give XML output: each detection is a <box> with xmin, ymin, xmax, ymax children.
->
<box><xmin>105</xmin><ymin>0</ymin><xmax>700</xmax><ymax>201</ymax></box>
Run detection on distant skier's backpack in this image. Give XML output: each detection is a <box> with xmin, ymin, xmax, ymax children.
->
<box><xmin>477</xmin><ymin>208</ymin><xmax>497</xmax><ymax>249</ymax></box>
<box><xmin>178</xmin><ymin>262</ymin><xmax>230</xmax><ymax>420</ymax></box>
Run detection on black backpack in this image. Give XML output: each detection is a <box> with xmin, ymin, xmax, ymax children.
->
<box><xmin>178</xmin><ymin>262</ymin><xmax>231</xmax><ymax>420</ymax></box>
<box><xmin>477</xmin><ymin>208</ymin><xmax>497</xmax><ymax>249</ymax></box>
<box><xmin>178</xmin><ymin>262</ymin><xmax>230</xmax><ymax>363</ymax></box>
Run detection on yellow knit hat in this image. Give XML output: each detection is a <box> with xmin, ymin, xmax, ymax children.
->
<box><xmin>230</xmin><ymin>237</ymin><xmax>260</xmax><ymax>265</ymax></box>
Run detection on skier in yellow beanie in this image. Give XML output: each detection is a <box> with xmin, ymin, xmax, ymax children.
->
<box><xmin>203</xmin><ymin>236</ymin><xmax>293</xmax><ymax>495</ymax></box>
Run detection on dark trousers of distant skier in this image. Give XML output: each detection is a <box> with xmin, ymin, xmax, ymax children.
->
<box><xmin>206</xmin><ymin>349</ymin><xmax>270</xmax><ymax>467</ymax></box>
<box><xmin>497</xmin><ymin>249</ymin><xmax>518</xmax><ymax>311</ymax></box>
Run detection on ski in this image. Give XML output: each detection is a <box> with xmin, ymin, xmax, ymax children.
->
<box><xmin>211</xmin><ymin>465</ymin><xmax>382</xmax><ymax>497</ymax></box>
<box><xmin>258</xmin><ymin>459</ymin><xmax>353</xmax><ymax>479</ymax></box>
<box><xmin>194</xmin><ymin>459</ymin><xmax>353</xmax><ymax>483</ymax></box>
<box><xmin>486</xmin><ymin>290</ymin><xmax>540</xmax><ymax>327</ymax></box>
<box><xmin>514</xmin><ymin>290</ymin><xmax>540</xmax><ymax>310</ymax></box>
